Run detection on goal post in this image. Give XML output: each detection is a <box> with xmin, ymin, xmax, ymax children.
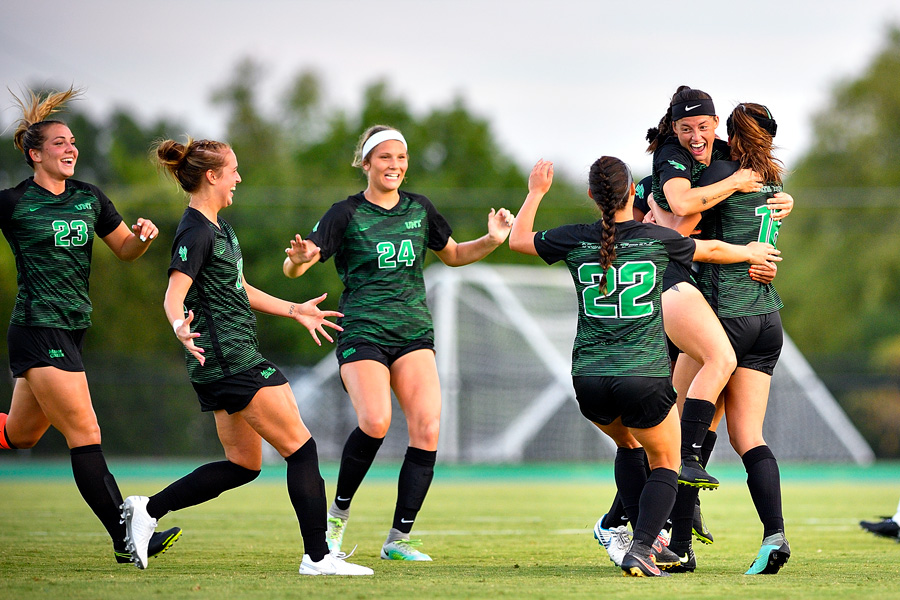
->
<box><xmin>288</xmin><ymin>263</ymin><xmax>874</xmax><ymax>465</ymax></box>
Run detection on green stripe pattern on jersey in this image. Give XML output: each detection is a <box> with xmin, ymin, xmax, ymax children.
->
<box><xmin>652</xmin><ymin>138</ymin><xmax>730</xmax><ymax>213</ymax></box>
<box><xmin>564</xmin><ymin>237</ymin><xmax>671</xmax><ymax>378</ymax></box>
<box><xmin>178</xmin><ymin>217</ymin><xmax>263</xmax><ymax>384</ymax></box>
<box><xmin>695</xmin><ymin>184</ymin><xmax>784</xmax><ymax>318</ymax></box>
<box><xmin>2</xmin><ymin>179</ymin><xmax>121</xmax><ymax>329</ymax></box>
<box><xmin>331</xmin><ymin>198</ymin><xmax>435</xmax><ymax>347</ymax></box>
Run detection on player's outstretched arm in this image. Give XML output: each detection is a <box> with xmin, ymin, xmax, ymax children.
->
<box><xmin>283</xmin><ymin>233</ymin><xmax>321</xmax><ymax>278</ymax></box>
<box><xmin>434</xmin><ymin>207</ymin><xmax>514</xmax><ymax>267</ymax></box>
<box><xmin>244</xmin><ymin>278</ymin><xmax>342</xmax><ymax>346</ymax></box>
<box><xmin>509</xmin><ymin>159</ymin><xmax>553</xmax><ymax>257</ymax></box>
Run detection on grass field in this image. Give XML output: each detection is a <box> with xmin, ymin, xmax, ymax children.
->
<box><xmin>2</xmin><ymin>461</ymin><xmax>900</xmax><ymax>599</ymax></box>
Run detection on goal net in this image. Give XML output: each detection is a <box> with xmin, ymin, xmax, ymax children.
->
<box><xmin>288</xmin><ymin>263</ymin><xmax>874</xmax><ymax>464</ymax></box>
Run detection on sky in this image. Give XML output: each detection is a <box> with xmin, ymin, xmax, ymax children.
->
<box><xmin>3</xmin><ymin>0</ymin><xmax>900</xmax><ymax>182</ymax></box>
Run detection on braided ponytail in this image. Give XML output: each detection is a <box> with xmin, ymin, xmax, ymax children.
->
<box><xmin>588</xmin><ymin>156</ymin><xmax>634</xmax><ymax>294</ymax></box>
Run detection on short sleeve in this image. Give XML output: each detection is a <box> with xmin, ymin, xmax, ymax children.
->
<box><xmin>88</xmin><ymin>183</ymin><xmax>124</xmax><ymax>239</ymax></box>
<box><xmin>634</xmin><ymin>175</ymin><xmax>653</xmax><ymax>215</ymax></box>
<box><xmin>661</xmin><ymin>230</ymin><xmax>696</xmax><ymax>272</ymax></box>
<box><xmin>654</xmin><ymin>141</ymin><xmax>692</xmax><ymax>192</ymax></box>
<box><xmin>307</xmin><ymin>201</ymin><xmax>354</xmax><ymax>263</ymax></box>
<box><xmin>419</xmin><ymin>195</ymin><xmax>453</xmax><ymax>251</ymax></box>
<box><xmin>534</xmin><ymin>224</ymin><xmax>584</xmax><ymax>265</ymax></box>
<box><xmin>169</xmin><ymin>220</ymin><xmax>214</xmax><ymax>280</ymax></box>
<box><xmin>698</xmin><ymin>160</ymin><xmax>739</xmax><ymax>187</ymax></box>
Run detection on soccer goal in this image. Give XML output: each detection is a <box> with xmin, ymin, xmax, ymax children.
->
<box><xmin>288</xmin><ymin>263</ymin><xmax>874</xmax><ymax>465</ymax></box>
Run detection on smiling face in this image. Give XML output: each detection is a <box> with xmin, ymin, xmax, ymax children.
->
<box><xmin>209</xmin><ymin>149</ymin><xmax>241</xmax><ymax>207</ymax></box>
<box><xmin>363</xmin><ymin>139</ymin><xmax>408</xmax><ymax>195</ymax></box>
<box><xmin>673</xmin><ymin>114</ymin><xmax>719</xmax><ymax>165</ymax></box>
<box><xmin>30</xmin><ymin>123</ymin><xmax>78</xmax><ymax>181</ymax></box>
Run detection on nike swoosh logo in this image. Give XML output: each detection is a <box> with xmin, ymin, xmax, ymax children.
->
<box><xmin>336</xmin><ymin>496</ymin><xmax>351</xmax><ymax>502</ymax></box>
<box><xmin>691</xmin><ymin>443</ymin><xmax>702</xmax><ymax>449</ymax></box>
<box><xmin>685</xmin><ymin>104</ymin><xmax>701</xmax><ymax>111</ymax></box>
<box><xmin>400</xmin><ymin>518</ymin><xmax>415</xmax><ymax>524</ymax></box>
<box><xmin>29</xmin><ymin>206</ymin><xmax>40</xmax><ymax>212</ymax></box>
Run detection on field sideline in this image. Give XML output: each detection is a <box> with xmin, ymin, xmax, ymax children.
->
<box><xmin>2</xmin><ymin>461</ymin><xmax>900</xmax><ymax>599</ymax></box>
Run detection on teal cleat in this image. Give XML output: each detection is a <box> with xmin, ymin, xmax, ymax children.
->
<box><xmin>745</xmin><ymin>532</ymin><xmax>790</xmax><ymax>575</ymax></box>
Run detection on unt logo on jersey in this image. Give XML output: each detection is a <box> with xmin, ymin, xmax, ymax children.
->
<box><xmin>74</xmin><ymin>202</ymin><xmax>92</xmax><ymax>211</ymax></box>
<box><xmin>635</xmin><ymin>183</ymin><xmax>645</xmax><ymax>199</ymax></box>
<box><xmin>48</xmin><ymin>349</ymin><xmax>65</xmax><ymax>359</ymax></box>
<box><xmin>667</xmin><ymin>160</ymin><xmax>687</xmax><ymax>172</ymax></box>
<box><xmin>178</xmin><ymin>246</ymin><xmax>188</xmax><ymax>261</ymax></box>
<box><xmin>260</xmin><ymin>367</ymin><xmax>277</xmax><ymax>379</ymax></box>
<box><xmin>405</xmin><ymin>219</ymin><xmax>422</xmax><ymax>229</ymax></box>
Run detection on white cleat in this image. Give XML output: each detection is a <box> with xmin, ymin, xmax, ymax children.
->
<box><xmin>593</xmin><ymin>516</ymin><xmax>631</xmax><ymax>567</ymax></box>
<box><xmin>299</xmin><ymin>551</ymin><xmax>374</xmax><ymax>575</ymax></box>
<box><xmin>121</xmin><ymin>496</ymin><xmax>157</xmax><ymax>570</ymax></box>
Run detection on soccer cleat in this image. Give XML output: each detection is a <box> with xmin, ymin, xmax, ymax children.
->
<box><xmin>678</xmin><ymin>455</ymin><xmax>720</xmax><ymax>489</ymax></box>
<box><xmin>745</xmin><ymin>532</ymin><xmax>791</xmax><ymax>575</ymax></box>
<box><xmin>620</xmin><ymin>542</ymin><xmax>670</xmax><ymax>577</ymax></box>
<box><xmin>593</xmin><ymin>516</ymin><xmax>631</xmax><ymax>567</ymax></box>
<box><xmin>860</xmin><ymin>517</ymin><xmax>900</xmax><ymax>540</ymax></box>
<box><xmin>664</xmin><ymin>544</ymin><xmax>697</xmax><ymax>573</ymax></box>
<box><xmin>692</xmin><ymin>501</ymin><xmax>714</xmax><ymax>544</ymax></box>
<box><xmin>299</xmin><ymin>552</ymin><xmax>374</xmax><ymax>575</ymax></box>
<box><xmin>651</xmin><ymin>537</ymin><xmax>681</xmax><ymax>569</ymax></box>
<box><xmin>115</xmin><ymin>527</ymin><xmax>182</xmax><ymax>564</ymax></box>
<box><xmin>381</xmin><ymin>539</ymin><xmax>432</xmax><ymax>561</ymax></box>
<box><xmin>326</xmin><ymin>514</ymin><xmax>348</xmax><ymax>553</ymax></box>
<box><xmin>121</xmin><ymin>496</ymin><xmax>157</xmax><ymax>570</ymax></box>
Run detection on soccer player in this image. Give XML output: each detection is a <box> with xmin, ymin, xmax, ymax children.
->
<box><xmin>0</xmin><ymin>87</ymin><xmax>180</xmax><ymax>565</ymax></box>
<box><xmin>669</xmin><ymin>103</ymin><xmax>791</xmax><ymax>575</ymax></box>
<box><xmin>119</xmin><ymin>138</ymin><xmax>372</xmax><ymax>576</ymax></box>
<box><xmin>509</xmin><ymin>157</ymin><xmax>780</xmax><ymax>576</ymax></box>
<box><xmin>283</xmin><ymin>125</ymin><xmax>514</xmax><ymax>561</ymax></box>
<box><xmin>860</xmin><ymin>496</ymin><xmax>900</xmax><ymax>541</ymax></box>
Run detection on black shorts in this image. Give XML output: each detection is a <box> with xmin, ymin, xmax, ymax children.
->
<box><xmin>662</xmin><ymin>261</ymin><xmax>696</xmax><ymax>293</ymax></box>
<box><xmin>572</xmin><ymin>375</ymin><xmax>677</xmax><ymax>429</ymax></box>
<box><xmin>191</xmin><ymin>360</ymin><xmax>289</xmax><ymax>414</ymax></box>
<box><xmin>720</xmin><ymin>311</ymin><xmax>783</xmax><ymax>375</ymax></box>
<box><xmin>7</xmin><ymin>324</ymin><xmax>87</xmax><ymax>377</ymax></box>
<box><xmin>336</xmin><ymin>338</ymin><xmax>434</xmax><ymax>368</ymax></box>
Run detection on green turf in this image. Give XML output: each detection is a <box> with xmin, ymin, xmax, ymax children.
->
<box><xmin>2</xmin><ymin>462</ymin><xmax>899</xmax><ymax>599</ymax></box>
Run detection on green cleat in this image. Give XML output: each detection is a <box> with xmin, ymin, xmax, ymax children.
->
<box><xmin>381</xmin><ymin>539</ymin><xmax>432</xmax><ymax>561</ymax></box>
<box><xmin>326</xmin><ymin>515</ymin><xmax>348</xmax><ymax>554</ymax></box>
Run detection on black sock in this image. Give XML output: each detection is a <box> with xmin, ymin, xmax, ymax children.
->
<box><xmin>392</xmin><ymin>447</ymin><xmax>437</xmax><ymax>533</ymax></box>
<box><xmin>669</xmin><ymin>482</ymin><xmax>700</xmax><ymax>551</ymax></box>
<box><xmin>70</xmin><ymin>445</ymin><xmax>127</xmax><ymax>551</ymax></box>
<box><xmin>601</xmin><ymin>493</ymin><xmax>630</xmax><ymax>529</ymax></box>
<box><xmin>146</xmin><ymin>460</ymin><xmax>260</xmax><ymax>519</ymax></box>
<box><xmin>286</xmin><ymin>438</ymin><xmax>328</xmax><ymax>562</ymax></box>
<box><xmin>334</xmin><ymin>427</ymin><xmax>384</xmax><ymax>511</ymax></box>
<box><xmin>633</xmin><ymin>468</ymin><xmax>679</xmax><ymax>547</ymax></box>
<box><xmin>700</xmin><ymin>429</ymin><xmax>718</xmax><ymax>467</ymax></box>
<box><xmin>613</xmin><ymin>447</ymin><xmax>647</xmax><ymax>529</ymax></box>
<box><xmin>742</xmin><ymin>444</ymin><xmax>784</xmax><ymax>537</ymax></box>
<box><xmin>681</xmin><ymin>398</ymin><xmax>716</xmax><ymax>459</ymax></box>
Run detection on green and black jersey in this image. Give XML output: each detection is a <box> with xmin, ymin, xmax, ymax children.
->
<box><xmin>693</xmin><ymin>161</ymin><xmax>784</xmax><ymax>318</ymax></box>
<box><xmin>306</xmin><ymin>191</ymin><xmax>453</xmax><ymax>347</ymax></box>
<box><xmin>534</xmin><ymin>220</ymin><xmax>695</xmax><ymax>378</ymax></box>
<box><xmin>652</xmin><ymin>136</ymin><xmax>730</xmax><ymax>227</ymax></box>
<box><xmin>169</xmin><ymin>207</ymin><xmax>264</xmax><ymax>384</ymax></box>
<box><xmin>0</xmin><ymin>178</ymin><xmax>123</xmax><ymax>330</ymax></box>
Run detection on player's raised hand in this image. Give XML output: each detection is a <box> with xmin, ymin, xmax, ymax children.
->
<box><xmin>285</xmin><ymin>234</ymin><xmax>320</xmax><ymax>265</ymax></box>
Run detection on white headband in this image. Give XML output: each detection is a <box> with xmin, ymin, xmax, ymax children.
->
<box><xmin>361</xmin><ymin>129</ymin><xmax>407</xmax><ymax>161</ymax></box>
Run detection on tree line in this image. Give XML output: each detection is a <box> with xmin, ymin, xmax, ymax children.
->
<box><xmin>2</xmin><ymin>26</ymin><xmax>900</xmax><ymax>456</ymax></box>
